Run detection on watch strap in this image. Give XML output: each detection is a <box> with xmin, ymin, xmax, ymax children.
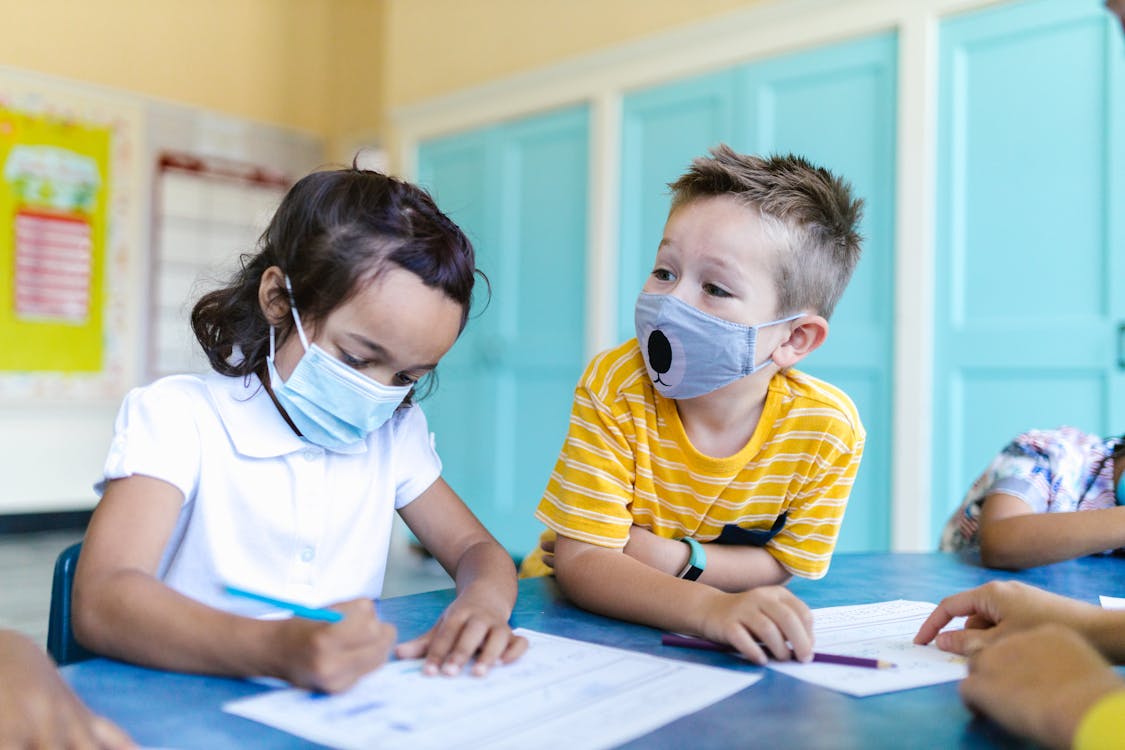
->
<box><xmin>677</xmin><ymin>537</ymin><xmax>706</xmax><ymax>581</ymax></box>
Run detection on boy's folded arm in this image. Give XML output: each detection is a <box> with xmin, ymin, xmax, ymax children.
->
<box><xmin>553</xmin><ymin>535</ymin><xmax>724</xmax><ymax>637</ymax></box>
<box><xmin>553</xmin><ymin>535</ymin><xmax>814</xmax><ymax>664</ymax></box>
<box><xmin>978</xmin><ymin>493</ymin><xmax>1125</xmax><ymax>569</ymax></box>
<box><xmin>622</xmin><ymin>525</ymin><xmax>789</xmax><ymax>591</ymax></box>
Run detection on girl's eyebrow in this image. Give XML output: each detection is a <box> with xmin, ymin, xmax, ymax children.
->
<box><xmin>346</xmin><ymin>333</ymin><xmax>438</xmax><ymax>372</ymax></box>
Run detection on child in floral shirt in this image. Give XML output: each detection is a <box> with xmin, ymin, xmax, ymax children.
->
<box><xmin>941</xmin><ymin>426</ymin><xmax>1125</xmax><ymax>569</ymax></box>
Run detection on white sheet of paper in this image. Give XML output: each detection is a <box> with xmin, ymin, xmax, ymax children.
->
<box><xmin>767</xmin><ymin>600</ymin><xmax>967</xmax><ymax>697</ymax></box>
<box><xmin>223</xmin><ymin>628</ymin><xmax>761</xmax><ymax>750</ymax></box>
<box><xmin>1100</xmin><ymin>595</ymin><xmax>1125</xmax><ymax>610</ymax></box>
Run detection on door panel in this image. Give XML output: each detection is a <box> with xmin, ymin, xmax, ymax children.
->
<box><xmin>618</xmin><ymin>71</ymin><xmax>738</xmax><ymax>339</ymax></box>
<box><xmin>738</xmin><ymin>34</ymin><xmax>898</xmax><ymax>552</ymax></box>
<box><xmin>618</xmin><ymin>35</ymin><xmax>897</xmax><ymax>552</ymax></box>
<box><xmin>933</xmin><ymin>0</ymin><xmax>1125</xmax><ymax>542</ymax></box>
<box><xmin>418</xmin><ymin>106</ymin><xmax>589</xmax><ymax>554</ymax></box>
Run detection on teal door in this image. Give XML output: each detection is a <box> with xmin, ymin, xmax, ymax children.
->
<box><xmin>417</xmin><ymin>106</ymin><xmax>590</xmax><ymax>554</ymax></box>
<box><xmin>618</xmin><ymin>70</ymin><xmax>738</xmax><ymax>335</ymax></box>
<box><xmin>618</xmin><ymin>34</ymin><xmax>897</xmax><ymax>552</ymax></box>
<box><xmin>932</xmin><ymin>0</ymin><xmax>1125</xmax><ymax>542</ymax></box>
<box><xmin>738</xmin><ymin>34</ymin><xmax>898</xmax><ymax>552</ymax></box>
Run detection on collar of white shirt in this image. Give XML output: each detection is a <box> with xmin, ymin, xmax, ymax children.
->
<box><xmin>203</xmin><ymin>371</ymin><xmax>368</xmax><ymax>458</ymax></box>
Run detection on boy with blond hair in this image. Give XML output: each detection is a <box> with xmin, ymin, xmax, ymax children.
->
<box><xmin>521</xmin><ymin>145</ymin><xmax>866</xmax><ymax>663</ymax></box>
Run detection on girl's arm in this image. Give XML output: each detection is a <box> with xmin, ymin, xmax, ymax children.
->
<box><xmin>977</xmin><ymin>493</ymin><xmax>1125</xmax><ymax>569</ymax></box>
<box><xmin>395</xmin><ymin>478</ymin><xmax>528</xmax><ymax>676</ymax></box>
<box><xmin>73</xmin><ymin>475</ymin><xmax>395</xmax><ymax>692</ymax></box>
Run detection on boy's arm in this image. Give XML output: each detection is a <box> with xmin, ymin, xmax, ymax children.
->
<box><xmin>74</xmin><ymin>475</ymin><xmax>395</xmax><ymax>693</ymax></box>
<box><xmin>977</xmin><ymin>493</ymin><xmax>1125</xmax><ymax>569</ymax></box>
<box><xmin>395</xmin><ymin>478</ymin><xmax>528</xmax><ymax>676</ymax></box>
<box><xmin>553</xmin><ymin>536</ymin><xmax>814</xmax><ymax>665</ymax></box>
<box><xmin>620</xmin><ymin>526</ymin><xmax>790</xmax><ymax>591</ymax></box>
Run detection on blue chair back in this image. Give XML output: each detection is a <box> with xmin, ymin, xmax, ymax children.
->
<box><xmin>47</xmin><ymin>542</ymin><xmax>96</xmax><ymax>665</ymax></box>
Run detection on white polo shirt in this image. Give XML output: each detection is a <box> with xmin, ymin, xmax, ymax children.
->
<box><xmin>97</xmin><ymin>371</ymin><xmax>442</xmax><ymax>616</ymax></box>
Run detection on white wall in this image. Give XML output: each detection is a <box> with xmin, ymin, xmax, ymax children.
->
<box><xmin>0</xmin><ymin>76</ymin><xmax>323</xmax><ymax>514</ymax></box>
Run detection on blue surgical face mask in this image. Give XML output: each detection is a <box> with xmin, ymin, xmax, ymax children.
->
<box><xmin>266</xmin><ymin>276</ymin><xmax>412</xmax><ymax>450</ymax></box>
<box><xmin>634</xmin><ymin>292</ymin><xmax>801</xmax><ymax>400</ymax></box>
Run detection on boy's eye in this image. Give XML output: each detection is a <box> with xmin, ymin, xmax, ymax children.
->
<box><xmin>703</xmin><ymin>283</ymin><xmax>731</xmax><ymax>298</ymax></box>
<box><xmin>652</xmin><ymin>268</ymin><xmax>675</xmax><ymax>282</ymax></box>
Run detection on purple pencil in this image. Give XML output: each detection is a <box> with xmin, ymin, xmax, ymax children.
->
<box><xmin>661</xmin><ymin>633</ymin><xmax>896</xmax><ymax>669</ymax></box>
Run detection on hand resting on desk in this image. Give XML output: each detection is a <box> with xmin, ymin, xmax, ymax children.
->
<box><xmin>913</xmin><ymin>580</ymin><xmax>1122</xmax><ymax>660</ymax></box>
<box><xmin>0</xmin><ymin>629</ymin><xmax>135</xmax><ymax>750</ymax></box>
<box><xmin>959</xmin><ymin>624</ymin><xmax>1124</xmax><ymax>750</ymax></box>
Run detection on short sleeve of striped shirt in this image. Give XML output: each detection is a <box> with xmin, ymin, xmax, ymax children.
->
<box><xmin>765</xmin><ymin>376</ymin><xmax>865</xmax><ymax>579</ymax></box>
<box><xmin>534</xmin><ymin>348</ymin><xmax>638</xmax><ymax>549</ymax></box>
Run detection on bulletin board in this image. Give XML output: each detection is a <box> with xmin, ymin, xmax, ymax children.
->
<box><xmin>0</xmin><ymin>70</ymin><xmax>142</xmax><ymax>401</ymax></box>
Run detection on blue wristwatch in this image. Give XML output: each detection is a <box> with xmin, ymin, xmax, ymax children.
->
<box><xmin>677</xmin><ymin>537</ymin><xmax>706</xmax><ymax>581</ymax></box>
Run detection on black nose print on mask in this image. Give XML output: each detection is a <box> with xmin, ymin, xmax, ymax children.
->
<box><xmin>647</xmin><ymin>330</ymin><xmax>673</xmax><ymax>375</ymax></box>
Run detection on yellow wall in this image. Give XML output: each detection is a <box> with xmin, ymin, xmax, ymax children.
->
<box><xmin>0</xmin><ymin>0</ymin><xmax>767</xmax><ymax>143</ymax></box>
<box><xmin>0</xmin><ymin>0</ymin><xmax>383</xmax><ymax>144</ymax></box>
<box><xmin>382</xmin><ymin>0</ymin><xmax>769</xmax><ymax>109</ymax></box>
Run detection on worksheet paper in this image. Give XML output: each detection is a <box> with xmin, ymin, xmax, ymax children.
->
<box><xmin>223</xmin><ymin>628</ymin><xmax>762</xmax><ymax>750</ymax></box>
<box><xmin>767</xmin><ymin>600</ymin><xmax>967</xmax><ymax>697</ymax></box>
<box><xmin>1100</xmin><ymin>595</ymin><xmax>1125</xmax><ymax>610</ymax></box>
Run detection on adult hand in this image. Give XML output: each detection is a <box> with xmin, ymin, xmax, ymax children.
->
<box><xmin>698</xmin><ymin>585</ymin><xmax>814</xmax><ymax>666</ymax></box>
<box><xmin>960</xmin><ymin>624</ymin><xmax>1125</xmax><ymax>750</ymax></box>
<box><xmin>913</xmin><ymin>581</ymin><xmax>1098</xmax><ymax>655</ymax></box>
<box><xmin>0</xmin><ymin>630</ymin><xmax>135</xmax><ymax>749</ymax></box>
<box><xmin>274</xmin><ymin>598</ymin><xmax>396</xmax><ymax>693</ymax></box>
<box><xmin>396</xmin><ymin>589</ymin><xmax>528</xmax><ymax>677</ymax></box>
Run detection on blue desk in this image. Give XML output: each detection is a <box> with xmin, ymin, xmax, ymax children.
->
<box><xmin>63</xmin><ymin>553</ymin><xmax>1123</xmax><ymax>749</ymax></box>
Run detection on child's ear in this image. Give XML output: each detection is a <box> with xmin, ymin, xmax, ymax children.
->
<box><xmin>772</xmin><ymin>314</ymin><xmax>829</xmax><ymax>369</ymax></box>
<box><xmin>258</xmin><ymin>266</ymin><xmax>291</xmax><ymax>325</ymax></box>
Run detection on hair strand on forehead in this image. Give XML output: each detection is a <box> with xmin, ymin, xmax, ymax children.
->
<box><xmin>668</xmin><ymin>144</ymin><xmax>864</xmax><ymax>320</ymax></box>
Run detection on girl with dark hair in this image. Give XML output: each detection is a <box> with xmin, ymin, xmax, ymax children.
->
<box><xmin>73</xmin><ymin>167</ymin><xmax>526</xmax><ymax>693</ymax></box>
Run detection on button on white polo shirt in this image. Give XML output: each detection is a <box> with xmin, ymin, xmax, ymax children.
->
<box><xmin>98</xmin><ymin>371</ymin><xmax>442</xmax><ymax>616</ymax></box>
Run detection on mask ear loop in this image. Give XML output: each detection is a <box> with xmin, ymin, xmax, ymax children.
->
<box><xmin>283</xmin><ymin>275</ymin><xmax>310</xmax><ymax>350</ymax></box>
<box><xmin>747</xmin><ymin>312</ymin><xmax>805</xmax><ymax>374</ymax></box>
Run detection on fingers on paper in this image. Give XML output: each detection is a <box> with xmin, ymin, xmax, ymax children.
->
<box><xmin>914</xmin><ymin>588</ymin><xmax>996</xmax><ymax>645</ymax></box>
<box><xmin>935</xmin><ymin>626</ymin><xmax>996</xmax><ymax>656</ymax></box>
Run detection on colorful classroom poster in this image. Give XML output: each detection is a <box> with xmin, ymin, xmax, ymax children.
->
<box><xmin>0</xmin><ymin>108</ymin><xmax>111</xmax><ymax>372</ymax></box>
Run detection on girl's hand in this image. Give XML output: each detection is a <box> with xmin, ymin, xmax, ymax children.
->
<box><xmin>273</xmin><ymin>599</ymin><xmax>396</xmax><ymax>693</ymax></box>
<box><xmin>698</xmin><ymin>585</ymin><xmax>814</xmax><ymax>666</ymax></box>
<box><xmin>0</xmin><ymin>630</ymin><xmax>136</xmax><ymax>749</ymax></box>
<box><xmin>395</xmin><ymin>592</ymin><xmax>528</xmax><ymax>677</ymax></box>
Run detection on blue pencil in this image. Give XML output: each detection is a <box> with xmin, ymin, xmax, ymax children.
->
<box><xmin>223</xmin><ymin>585</ymin><xmax>345</xmax><ymax>623</ymax></box>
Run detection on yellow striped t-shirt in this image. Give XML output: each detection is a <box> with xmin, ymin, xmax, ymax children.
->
<box><xmin>526</xmin><ymin>339</ymin><xmax>865</xmax><ymax>580</ymax></box>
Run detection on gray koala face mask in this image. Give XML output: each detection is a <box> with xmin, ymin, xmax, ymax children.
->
<box><xmin>634</xmin><ymin>292</ymin><xmax>800</xmax><ymax>400</ymax></box>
